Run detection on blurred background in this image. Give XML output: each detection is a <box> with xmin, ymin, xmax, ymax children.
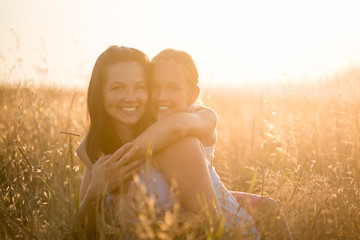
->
<box><xmin>1</xmin><ymin>0</ymin><xmax>360</xmax><ymax>89</ymax></box>
<box><xmin>1</xmin><ymin>1</ymin><xmax>360</xmax><ymax>239</ymax></box>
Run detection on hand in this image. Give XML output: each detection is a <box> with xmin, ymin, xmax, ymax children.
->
<box><xmin>231</xmin><ymin>191</ymin><xmax>280</xmax><ymax>214</ymax></box>
<box><xmin>86</xmin><ymin>143</ymin><xmax>142</xmax><ymax>198</ymax></box>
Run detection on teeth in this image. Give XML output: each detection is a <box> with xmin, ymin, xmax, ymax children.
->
<box><xmin>158</xmin><ymin>106</ymin><xmax>170</xmax><ymax>111</ymax></box>
<box><xmin>121</xmin><ymin>107</ymin><xmax>137</xmax><ymax>112</ymax></box>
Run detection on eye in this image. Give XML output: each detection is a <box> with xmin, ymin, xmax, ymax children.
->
<box><xmin>111</xmin><ymin>85</ymin><xmax>123</xmax><ymax>91</ymax></box>
<box><xmin>169</xmin><ymin>86</ymin><xmax>181</xmax><ymax>91</ymax></box>
<box><xmin>135</xmin><ymin>84</ymin><xmax>146</xmax><ymax>90</ymax></box>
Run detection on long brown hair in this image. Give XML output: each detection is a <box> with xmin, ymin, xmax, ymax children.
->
<box><xmin>86</xmin><ymin>45</ymin><xmax>150</xmax><ymax>163</ymax></box>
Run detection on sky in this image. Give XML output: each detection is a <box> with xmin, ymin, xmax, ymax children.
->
<box><xmin>1</xmin><ymin>0</ymin><xmax>360</xmax><ymax>89</ymax></box>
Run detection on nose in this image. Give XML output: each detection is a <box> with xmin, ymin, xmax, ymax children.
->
<box><xmin>123</xmin><ymin>88</ymin><xmax>137</xmax><ymax>102</ymax></box>
<box><xmin>156</xmin><ymin>88</ymin><xmax>168</xmax><ymax>102</ymax></box>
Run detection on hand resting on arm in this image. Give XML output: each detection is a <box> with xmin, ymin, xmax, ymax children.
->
<box><xmin>76</xmin><ymin>106</ymin><xmax>217</xmax><ymax>170</ymax></box>
<box><xmin>76</xmin><ymin>143</ymin><xmax>141</xmax><ymax>231</ymax></box>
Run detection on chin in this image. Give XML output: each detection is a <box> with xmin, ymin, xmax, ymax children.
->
<box><xmin>118</xmin><ymin>116</ymin><xmax>142</xmax><ymax>126</ymax></box>
<box><xmin>155</xmin><ymin>111</ymin><xmax>173</xmax><ymax>120</ymax></box>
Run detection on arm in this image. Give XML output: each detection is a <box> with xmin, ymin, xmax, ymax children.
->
<box><xmin>76</xmin><ymin>168</ymin><xmax>98</xmax><ymax>232</ymax></box>
<box><xmin>231</xmin><ymin>191</ymin><xmax>280</xmax><ymax>215</ymax></box>
<box><xmin>76</xmin><ymin>106</ymin><xmax>217</xmax><ymax>167</ymax></box>
<box><xmin>133</xmin><ymin>106</ymin><xmax>217</xmax><ymax>159</ymax></box>
<box><xmin>79</xmin><ymin>167</ymin><xmax>92</xmax><ymax>204</ymax></box>
<box><xmin>154</xmin><ymin>136</ymin><xmax>220</xmax><ymax>215</ymax></box>
<box><xmin>76</xmin><ymin>143</ymin><xmax>141</xmax><ymax>230</ymax></box>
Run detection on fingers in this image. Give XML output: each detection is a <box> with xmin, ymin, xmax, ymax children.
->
<box><xmin>90</xmin><ymin>143</ymin><xmax>141</xmax><ymax>193</ymax></box>
<box><xmin>108</xmin><ymin>161</ymin><xmax>142</xmax><ymax>190</ymax></box>
<box><xmin>113</xmin><ymin>160</ymin><xmax>142</xmax><ymax>184</ymax></box>
<box><xmin>123</xmin><ymin>165</ymin><xmax>142</xmax><ymax>180</ymax></box>
<box><xmin>93</xmin><ymin>154</ymin><xmax>111</xmax><ymax>169</ymax></box>
<box><xmin>114</xmin><ymin>147</ymin><xmax>140</xmax><ymax>167</ymax></box>
<box><xmin>94</xmin><ymin>143</ymin><xmax>138</xmax><ymax>168</ymax></box>
<box><xmin>109</xmin><ymin>143</ymin><xmax>134</xmax><ymax>163</ymax></box>
<box><xmin>121</xmin><ymin>159</ymin><xmax>143</xmax><ymax>175</ymax></box>
<box><xmin>92</xmin><ymin>160</ymin><xmax>143</xmax><ymax>194</ymax></box>
<box><xmin>112</xmin><ymin>159</ymin><xmax>142</xmax><ymax>181</ymax></box>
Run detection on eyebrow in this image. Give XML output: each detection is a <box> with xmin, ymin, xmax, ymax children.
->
<box><xmin>108</xmin><ymin>82</ymin><xmax>125</xmax><ymax>86</ymax></box>
<box><xmin>108</xmin><ymin>80</ymin><xmax>146</xmax><ymax>86</ymax></box>
<box><xmin>135</xmin><ymin>81</ymin><xmax>146</xmax><ymax>84</ymax></box>
<box><xmin>167</xmin><ymin>81</ymin><xmax>182</xmax><ymax>86</ymax></box>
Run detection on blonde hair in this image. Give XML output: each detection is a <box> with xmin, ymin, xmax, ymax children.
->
<box><xmin>151</xmin><ymin>48</ymin><xmax>199</xmax><ymax>90</ymax></box>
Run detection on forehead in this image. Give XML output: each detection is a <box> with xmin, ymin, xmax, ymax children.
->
<box><xmin>152</xmin><ymin>62</ymin><xmax>184</xmax><ymax>83</ymax></box>
<box><xmin>106</xmin><ymin>62</ymin><xmax>144</xmax><ymax>84</ymax></box>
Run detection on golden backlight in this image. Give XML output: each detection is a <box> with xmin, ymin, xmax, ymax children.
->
<box><xmin>1</xmin><ymin>1</ymin><xmax>360</xmax><ymax>239</ymax></box>
<box><xmin>0</xmin><ymin>0</ymin><xmax>360</xmax><ymax>88</ymax></box>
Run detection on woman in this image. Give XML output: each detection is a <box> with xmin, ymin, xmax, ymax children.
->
<box><xmin>76</xmin><ymin>46</ymin><xmax>225</xmax><ymax>237</ymax></box>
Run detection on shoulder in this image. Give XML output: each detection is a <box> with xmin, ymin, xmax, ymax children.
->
<box><xmin>77</xmin><ymin>154</ymin><xmax>93</xmax><ymax>170</ymax></box>
<box><xmin>198</xmin><ymin>104</ymin><xmax>218</xmax><ymax>118</ymax></box>
<box><xmin>76</xmin><ymin>148</ymin><xmax>93</xmax><ymax>170</ymax></box>
<box><xmin>75</xmin><ymin>137</ymin><xmax>94</xmax><ymax>169</ymax></box>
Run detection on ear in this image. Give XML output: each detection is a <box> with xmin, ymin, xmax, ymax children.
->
<box><xmin>188</xmin><ymin>86</ymin><xmax>200</xmax><ymax>105</ymax></box>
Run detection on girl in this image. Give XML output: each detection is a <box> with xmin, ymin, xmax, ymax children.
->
<box><xmin>148</xmin><ymin>48</ymin><xmax>293</xmax><ymax>239</ymax></box>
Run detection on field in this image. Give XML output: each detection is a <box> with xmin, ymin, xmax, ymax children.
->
<box><xmin>0</xmin><ymin>69</ymin><xmax>359</xmax><ymax>239</ymax></box>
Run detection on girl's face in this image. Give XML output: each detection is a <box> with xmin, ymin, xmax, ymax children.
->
<box><xmin>103</xmin><ymin>62</ymin><xmax>148</xmax><ymax>127</ymax></box>
<box><xmin>151</xmin><ymin>62</ymin><xmax>197</xmax><ymax>119</ymax></box>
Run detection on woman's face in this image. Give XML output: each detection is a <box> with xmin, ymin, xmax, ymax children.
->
<box><xmin>103</xmin><ymin>62</ymin><xmax>148</xmax><ymax>126</ymax></box>
<box><xmin>151</xmin><ymin>62</ymin><xmax>194</xmax><ymax>119</ymax></box>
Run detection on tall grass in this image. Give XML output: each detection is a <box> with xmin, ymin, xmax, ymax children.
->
<box><xmin>0</xmin><ymin>67</ymin><xmax>359</xmax><ymax>239</ymax></box>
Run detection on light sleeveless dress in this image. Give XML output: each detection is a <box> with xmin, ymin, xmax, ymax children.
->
<box><xmin>132</xmin><ymin>144</ymin><xmax>259</xmax><ymax>237</ymax></box>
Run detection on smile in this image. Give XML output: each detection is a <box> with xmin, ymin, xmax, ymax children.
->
<box><xmin>158</xmin><ymin>106</ymin><xmax>170</xmax><ymax>111</ymax></box>
<box><xmin>121</xmin><ymin>107</ymin><xmax>137</xmax><ymax>112</ymax></box>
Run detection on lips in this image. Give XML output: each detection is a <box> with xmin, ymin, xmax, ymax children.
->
<box><xmin>120</xmin><ymin>106</ymin><xmax>138</xmax><ymax>113</ymax></box>
<box><xmin>158</xmin><ymin>106</ymin><xmax>170</xmax><ymax>111</ymax></box>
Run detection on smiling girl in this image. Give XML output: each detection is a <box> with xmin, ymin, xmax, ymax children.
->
<box><xmin>147</xmin><ymin>48</ymin><xmax>292</xmax><ymax>239</ymax></box>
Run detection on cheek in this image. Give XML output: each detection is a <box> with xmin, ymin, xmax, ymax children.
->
<box><xmin>102</xmin><ymin>97</ymin><xmax>112</xmax><ymax>116</ymax></box>
<box><xmin>173</xmin><ymin>95</ymin><xmax>188</xmax><ymax>110</ymax></box>
<box><xmin>138</xmin><ymin>91</ymin><xmax>148</xmax><ymax>104</ymax></box>
<box><xmin>104</xmin><ymin>94</ymin><xmax>117</xmax><ymax>105</ymax></box>
<box><xmin>102</xmin><ymin>94</ymin><xmax>110</xmax><ymax>107</ymax></box>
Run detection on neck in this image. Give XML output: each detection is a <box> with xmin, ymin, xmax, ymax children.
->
<box><xmin>113</xmin><ymin>122</ymin><xmax>134</xmax><ymax>143</ymax></box>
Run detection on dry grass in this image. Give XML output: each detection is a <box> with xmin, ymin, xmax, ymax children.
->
<box><xmin>1</xmin><ymin>68</ymin><xmax>359</xmax><ymax>239</ymax></box>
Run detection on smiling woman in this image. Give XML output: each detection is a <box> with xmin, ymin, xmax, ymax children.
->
<box><xmin>86</xmin><ymin>46</ymin><xmax>151</xmax><ymax>161</ymax></box>
<box><xmin>103</xmin><ymin>62</ymin><xmax>148</xmax><ymax>128</ymax></box>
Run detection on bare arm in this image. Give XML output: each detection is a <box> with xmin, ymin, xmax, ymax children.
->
<box><xmin>76</xmin><ymin>143</ymin><xmax>141</xmax><ymax>230</ymax></box>
<box><xmin>154</xmin><ymin>136</ymin><xmax>220</xmax><ymax>215</ymax></box>
<box><xmin>75</xmin><ymin>106</ymin><xmax>217</xmax><ymax>168</ymax></box>
<box><xmin>79</xmin><ymin>167</ymin><xmax>92</xmax><ymax>204</ymax></box>
<box><xmin>132</xmin><ymin>106</ymin><xmax>217</xmax><ymax>159</ymax></box>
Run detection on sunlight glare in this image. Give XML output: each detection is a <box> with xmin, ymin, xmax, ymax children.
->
<box><xmin>1</xmin><ymin>0</ymin><xmax>360</xmax><ymax>87</ymax></box>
